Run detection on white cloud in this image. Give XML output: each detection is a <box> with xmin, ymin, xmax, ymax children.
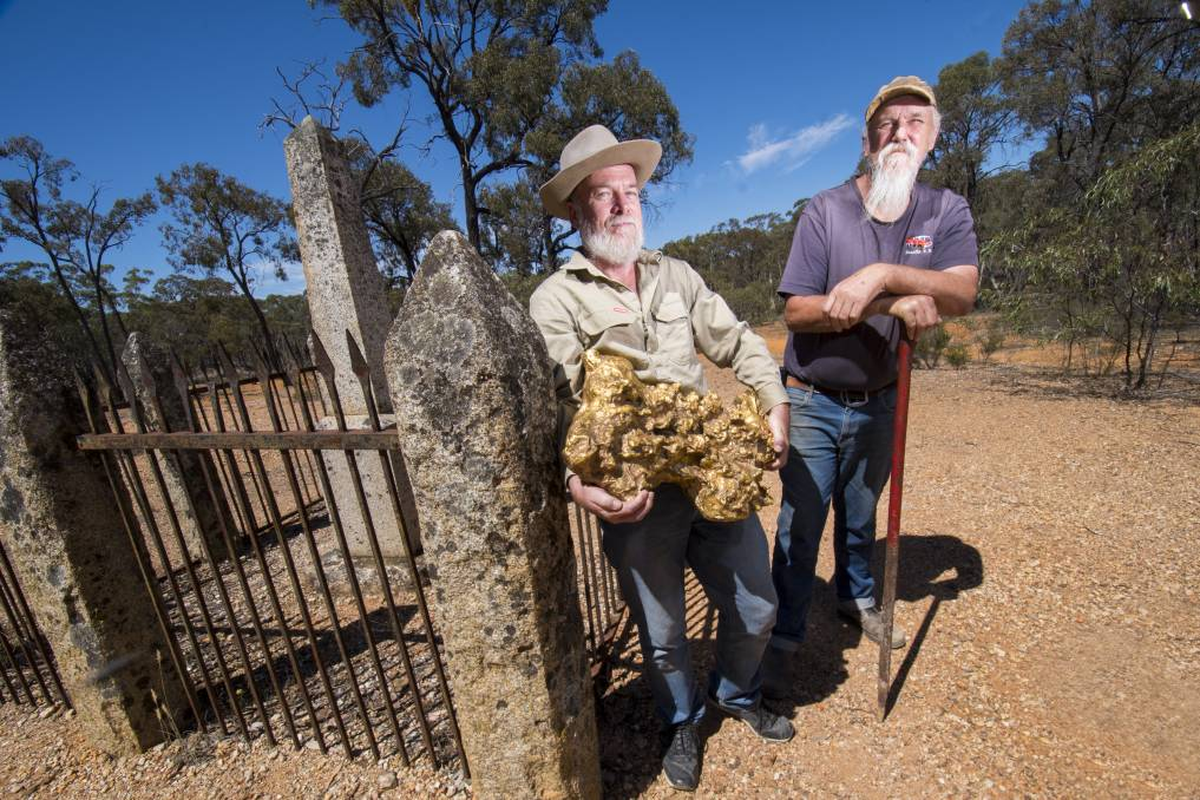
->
<box><xmin>734</xmin><ymin>113</ymin><xmax>854</xmax><ymax>174</ymax></box>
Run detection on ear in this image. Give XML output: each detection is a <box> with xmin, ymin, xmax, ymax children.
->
<box><xmin>861</xmin><ymin>128</ymin><xmax>870</xmax><ymax>158</ymax></box>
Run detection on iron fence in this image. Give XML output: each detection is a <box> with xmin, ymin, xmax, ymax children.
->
<box><xmin>0</xmin><ymin>538</ymin><xmax>70</xmax><ymax>711</ymax></box>
<box><xmin>75</xmin><ymin>332</ymin><xmax>465</xmax><ymax>771</ymax></box>
<box><xmin>48</xmin><ymin>326</ymin><xmax>627</xmax><ymax>776</ymax></box>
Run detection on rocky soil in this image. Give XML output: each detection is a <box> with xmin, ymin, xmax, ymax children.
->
<box><xmin>1</xmin><ymin>326</ymin><xmax>1197</xmax><ymax>798</ymax></box>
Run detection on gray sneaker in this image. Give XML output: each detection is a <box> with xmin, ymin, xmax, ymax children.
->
<box><xmin>707</xmin><ymin>694</ymin><xmax>794</xmax><ymax>743</ymax></box>
<box><xmin>838</xmin><ymin>604</ymin><xmax>907</xmax><ymax>649</ymax></box>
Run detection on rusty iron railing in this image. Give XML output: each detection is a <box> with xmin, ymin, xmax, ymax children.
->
<box><xmin>61</xmin><ymin>326</ymin><xmax>625</xmax><ymax>773</ymax></box>
<box><xmin>0</xmin><ymin>538</ymin><xmax>71</xmax><ymax>710</ymax></box>
<box><xmin>570</xmin><ymin>505</ymin><xmax>627</xmax><ymax>687</ymax></box>
<box><xmin>73</xmin><ymin>332</ymin><xmax>466</xmax><ymax>773</ymax></box>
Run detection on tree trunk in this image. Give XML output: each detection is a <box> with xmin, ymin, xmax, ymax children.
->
<box><xmin>461</xmin><ymin>168</ymin><xmax>481</xmax><ymax>252</ymax></box>
<box><xmin>237</xmin><ymin>282</ymin><xmax>280</xmax><ymax>371</ymax></box>
<box><xmin>47</xmin><ymin>261</ymin><xmax>112</xmax><ymax>383</ymax></box>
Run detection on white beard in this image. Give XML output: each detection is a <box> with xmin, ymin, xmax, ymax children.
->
<box><xmin>864</xmin><ymin>141</ymin><xmax>922</xmax><ymax>223</ymax></box>
<box><xmin>579</xmin><ymin>215</ymin><xmax>644</xmax><ymax>266</ymax></box>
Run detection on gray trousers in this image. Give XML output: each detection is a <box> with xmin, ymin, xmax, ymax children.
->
<box><xmin>600</xmin><ymin>484</ymin><xmax>777</xmax><ymax>726</ymax></box>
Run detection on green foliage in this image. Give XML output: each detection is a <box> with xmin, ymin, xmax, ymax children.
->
<box><xmin>325</xmin><ymin>0</ymin><xmax>610</xmax><ymax>248</ymax></box>
<box><xmin>927</xmin><ymin>51</ymin><xmax>1014</xmax><ymax>211</ymax></box>
<box><xmin>481</xmin><ymin>50</ymin><xmax>695</xmax><ymax>273</ymax></box>
<box><xmin>945</xmin><ymin>343</ymin><xmax>971</xmax><ymax>369</ymax></box>
<box><xmin>323</xmin><ymin>2</ymin><xmax>692</xmax><ymax>264</ymax></box>
<box><xmin>999</xmin><ymin>0</ymin><xmax>1200</xmax><ymax>195</ymax></box>
<box><xmin>499</xmin><ymin>269</ymin><xmax>553</xmax><ymax>310</ymax></box>
<box><xmin>1</xmin><ymin>135</ymin><xmax>156</xmax><ymax>381</ymax></box>
<box><xmin>355</xmin><ymin>155</ymin><xmax>458</xmax><ymax>287</ymax></box>
<box><xmin>662</xmin><ymin>208</ymin><xmax>803</xmax><ymax>325</ymax></box>
<box><xmin>985</xmin><ymin>122</ymin><xmax>1200</xmax><ymax>388</ymax></box>
<box><xmin>977</xmin><ymin>323</ymin><xmax>1006</xmax><ymax>363</ymax></box>
<box><xmin>914</xmin><ymin>324</ymin><xmax>952</xmax><ymax>369</ymax></box>
<box><xmin>157</xmin><ymin>163</ymin><xmax>295</xmax><ymax>364</ymax></box>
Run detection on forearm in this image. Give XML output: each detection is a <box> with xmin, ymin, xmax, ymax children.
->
<box><xmin>784</xmin><ymin>294</ymin><xmax>894</xmax><ymax>332</ymax></box>
<box><xmin>876</xmin><ymin>263</ymin><xmax>978</xmax><ymax>317</ymax></box>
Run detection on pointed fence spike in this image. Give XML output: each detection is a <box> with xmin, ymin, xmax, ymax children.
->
<box><xmin>345</xmin><ymin>330</ymin><xmax>370</xmax><ymax>380</ymax></box>
<box><xmin>309</xmin><ymin>330</ymin><xmax>335</xmax><ymax>384</ymax></box>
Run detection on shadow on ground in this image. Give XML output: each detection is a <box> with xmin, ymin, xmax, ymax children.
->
<box><xmin>595</xmin><ymin>533</ymin><xmax>983</xmax><ymax>796</ymax></box>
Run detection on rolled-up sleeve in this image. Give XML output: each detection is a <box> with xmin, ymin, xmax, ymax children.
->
<box><xmin>684</xmin><ymin>264</ymin><xmax>788</xmax><ymax>412</ymax></box>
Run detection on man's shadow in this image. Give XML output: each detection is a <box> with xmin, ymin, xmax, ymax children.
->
<box><xmin>593</xmin><ymin>535</ymin><xmax>982</xmax><ymax>795</ymax></box>
<box><xmin>745</xmin><ymin>533</ymin><xmax>983</xmax><ymax>723</ymax></box>
<box><xmin>876</xmin><ymin>533</ymin><xmax>984</xmax><ymax>716</ymax></box>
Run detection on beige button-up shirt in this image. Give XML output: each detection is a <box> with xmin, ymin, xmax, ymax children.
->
<box><xmin>529</xmin><ymin>248</ymin><xmax>788</xmax><ymax>482</ymax></box>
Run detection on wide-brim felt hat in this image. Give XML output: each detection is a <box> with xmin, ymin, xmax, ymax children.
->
<box><xmin>865</xmin><ymin>75</ymin><xmax>937</xmax><ymax>124</ymax></box>
<box><xmin>539</xmin><ymin>124</ymin><xmax>661</xmax><ymax>220</ymax></box>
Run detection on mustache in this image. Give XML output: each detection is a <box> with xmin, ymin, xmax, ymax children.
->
<box><xmin>876</xmin><ymin>140</ymin><xmax>919</xmax><ymax>165</ymax></box>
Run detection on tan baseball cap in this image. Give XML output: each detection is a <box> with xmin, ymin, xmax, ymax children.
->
<box><xmin>864</xmin><ymin>76</ymin><xmax>937</xmax><ymax>123</ymax></box>
<box><xmin>538</xmin><ymin>125</ymin><xmax>661</xmax><ymax>220</ymax></box>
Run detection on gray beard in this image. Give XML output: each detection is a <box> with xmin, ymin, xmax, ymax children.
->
<box><xmin>864</xmin><ymin>143</ymin><xmax>921</xmax><ymax>223</ymax></box>
<box><xmin>579</xmin><ymin>218</ymin><xmax>644</xmax><ymax>266</ymax></box>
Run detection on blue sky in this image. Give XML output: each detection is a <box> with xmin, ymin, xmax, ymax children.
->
<box><xmin>1</xmin><ymin>0</ymin><xmax>1031</xmax><ymax>296</ymax></box>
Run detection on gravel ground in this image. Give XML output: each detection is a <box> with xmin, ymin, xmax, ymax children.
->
<box><xmin>1</xmin><ymin>328</ymin><xmax>1197</xmax><ymax>798</ymax></box>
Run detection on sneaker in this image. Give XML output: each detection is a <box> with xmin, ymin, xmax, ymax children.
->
<box><xmin>707</xmin><ymin>694</ymin><xmax>794</xmax><ymax>743</ymax></box>
<box><xmin>760</xmin><ymin>645</ymin><xmax>794</xmax><ymax>700</ymax></box>
<box><xmin>838</xmin><ymin>603</ymin><xmax>907</xmax><ymax>649</ymax></box>
<box><xmin>661</xmin><ymin>722</ymin><xmax>701</xmax><ymax>792</ymax></box>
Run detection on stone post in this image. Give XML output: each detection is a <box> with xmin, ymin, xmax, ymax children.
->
<box><xmin>0</xmin><ymin>310</ymin><xmax>185</xmax><ymax>755</ymax></box>
<box><xmin>384</xmin><ymin>231</ymin><xmax>600</xmax><ymax>799</ymax></box>
<box><xmin>283</xmin><ymin>114</ymin><xmax>421</xmax><ymax>570</ymax></box>
<box><xmin>122</xmin><ymin>332</ymin><xmax>232</xmax><ymax>561</ymax></box>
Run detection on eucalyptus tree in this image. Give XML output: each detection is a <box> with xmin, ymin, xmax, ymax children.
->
<box><xmin>0</xmin><ymin>135</ymin><xmax>154</xmax><ymax>381</ymax></box>
<box><xmin>157</xmin><ymin>163</ymin><xmax>295</xmax><ymax>365</ymax></box>
<box><xmin>1000</xmin><ymin>0</ymin><xmax>1200</xmax><ymax>197</ymax></box>
<box><xmin>482</xmin><ymin>50</ymin><xmax>695</xmax><ymax>273</ymax></box>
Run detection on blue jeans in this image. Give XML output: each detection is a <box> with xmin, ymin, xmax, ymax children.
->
<box><xmin>770</xmin><ymin>385</ymin><xmax>896</xmax><ymax>651</ymax></box>
<box><xmin>600</xmin><ymin>484</ymin><xmax>777</xmax><ymax>726</ymax></box>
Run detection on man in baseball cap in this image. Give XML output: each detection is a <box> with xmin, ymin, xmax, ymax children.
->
<box><xmin>763</xmin><ymin>76</ymin><xmax>979</xmax><ymax>693</ymax></box>
<box><xmin>530</xmin><ymin>125</ymin><xmax>793</xmax><ymax>791</ymax></box>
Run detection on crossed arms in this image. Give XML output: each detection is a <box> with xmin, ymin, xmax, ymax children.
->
<box><xmin>784</xmin><ymin>262</ymin><xmax>979</xmax><ymax>337</ymax></box>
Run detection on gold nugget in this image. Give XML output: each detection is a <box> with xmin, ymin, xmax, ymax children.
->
<box><xmin>563</xmin><ymin>350</ymin><xmax>775</xmax><ymax>522</ymax></box>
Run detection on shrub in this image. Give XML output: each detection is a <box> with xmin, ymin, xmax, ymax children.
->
<box><xmin>945</xmin><ymin>343</ymin><xmax>971</xmax><ymax>369</ymax></box>
<box><xmin>914</xmin><ymin>324</ymin><xmax>951</xmax><ymax>368</ymax></box>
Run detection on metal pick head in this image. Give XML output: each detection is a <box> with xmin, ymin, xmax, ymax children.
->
<box><xmin>345</xmin><ymin>330</ymin><xmax>369</xmax><ymax>379</ymax></box>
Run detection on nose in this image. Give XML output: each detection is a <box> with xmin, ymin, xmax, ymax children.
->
<box><xmin>893</xmin><ymin>123</ymin><xmax>910</xmax><ymax>143</ymax></box>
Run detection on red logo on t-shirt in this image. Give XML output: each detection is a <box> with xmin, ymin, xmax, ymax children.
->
<box><xmin>904</xmin><ymin>235</ymin><xmax>933</xmax><ymax>254</ymax></box>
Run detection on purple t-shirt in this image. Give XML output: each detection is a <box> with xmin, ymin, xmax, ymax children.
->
<box><xmin>778</xmin><ymin>180</ymin><xmax>978</xmax><ymax>391</ymax></box>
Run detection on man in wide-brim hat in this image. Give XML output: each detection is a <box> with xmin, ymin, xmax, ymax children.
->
<box><xmin>529</xmin><ymin>125</ymin><xmax>794</xmax><ymax>792</ymax></box>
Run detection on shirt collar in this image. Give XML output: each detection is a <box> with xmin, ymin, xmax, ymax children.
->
<box><xmin>561</xmin><ymin>248</ymin><xmax>663</xmax><ymax>278</ymax></box>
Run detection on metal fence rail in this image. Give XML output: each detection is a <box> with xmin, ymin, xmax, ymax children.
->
<box><xmin>74</xmin><ymin>333</ymin><xmax>466</xmax><ymax>773</ymax></box>
<box><xmin>0</xmin><ymin>538</ymin><xmax>70</xmax><ymax>710</ymax></box>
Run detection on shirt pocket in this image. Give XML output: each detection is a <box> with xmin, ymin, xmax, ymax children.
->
<box><xmin>579</xmin><ymin>306</ymin><xmax>637</xmax><ymax>351</ymax></box>
<box><xmin>652</xmin><ymin>294</ymin><xmax>695</xmax><ymax>364</ymax></box>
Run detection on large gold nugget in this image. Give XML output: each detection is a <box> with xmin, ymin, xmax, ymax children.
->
<box><xmin>563</xmin><ymin>350</ymin><xmax>775</xmax><ymax>522</ymax></box>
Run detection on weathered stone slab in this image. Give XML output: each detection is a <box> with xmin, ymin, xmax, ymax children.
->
<box><xmin>122</xmin><ymin>332</ymin><xmax>233</xmax><ymax>561</ymax></box>
<box><xmin>384</xmin><ymin>231</ymin><xmax>599</xmax><ymax>799</ymax></box>
<box><xmin>284</xmin><ymin>115</ymin><xmax>393</xmax><ymax>415</ymax></box>
<box><xmin>316</xmin><ymin>414</ymin><xmax>421</xmax><ymax>563</ymax></box>
<box><xmin>0</xmin><ymin>310</ymin><xmax>185</xmax><ymax>755</ymax></box>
